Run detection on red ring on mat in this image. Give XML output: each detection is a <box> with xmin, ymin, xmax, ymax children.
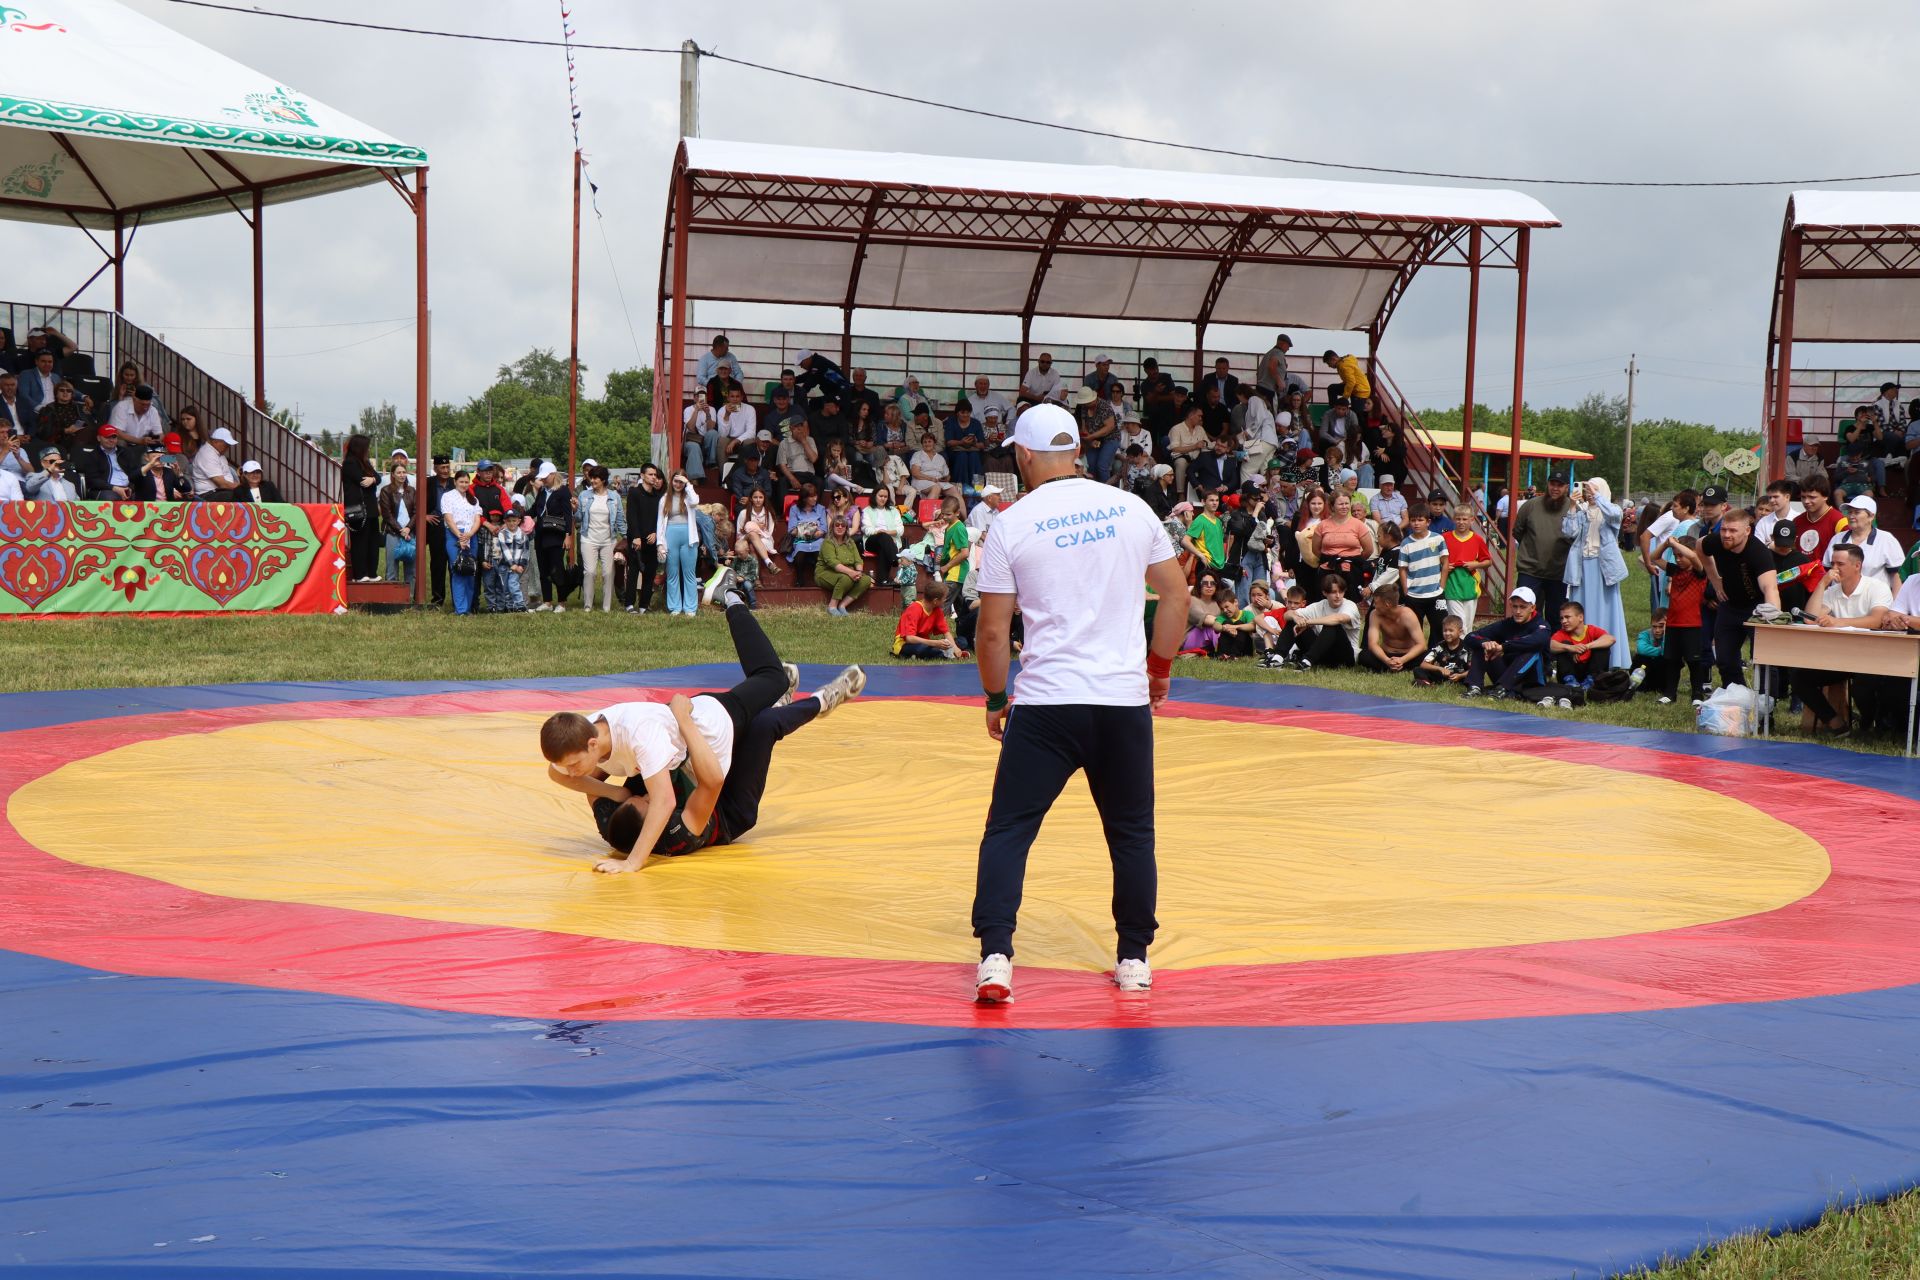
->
<box><xmin>3</xmin><ymin>689</ymin><xmax>1917</xmax><ymax>1030</ymax></box>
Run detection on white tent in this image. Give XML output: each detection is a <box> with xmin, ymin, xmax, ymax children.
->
<box><xmin>0</xmin><ymin>0</ymin><xmax>424</xmax><ymax>228</ymax></box>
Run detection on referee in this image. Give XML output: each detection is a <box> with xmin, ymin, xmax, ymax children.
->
<box><xmin>969</xmin><ymin>403</ymin><xmax>1189</xmax><ymax>1003</ymax></box>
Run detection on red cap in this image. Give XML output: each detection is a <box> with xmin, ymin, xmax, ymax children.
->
<box><xmin>97</xmin><ymin>425</ymin><xmax>119</xmax><ymax>438</ymax></box>
<box><xmin>163</xmin><ymin>432</ymin><xmax>183</xmax><ymax>454</ymax></box>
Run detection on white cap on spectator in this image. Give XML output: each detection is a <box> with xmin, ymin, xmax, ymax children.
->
<box><xmin>210</xmin><ymin>427</ymin><xmax>238</xmax><ymax>446</ymax></box>
<box><xmin>757</xmin><ymin>430</ymin><xmax>773</xmax><ymax>441</ymax></box>
<box><xmin>1846</xmin><ymin>494</ymin><xmax>1878</xmax><ymax>514</ymax></box>
<box><xmin>390</xmin><ymin>448</ymin><xmax>409</xmax><ymax>458</ymax></box>
<box><xmin>241</xmin><ymin>460</ymin><xmax>262</xmax><ymax>474</ymax></box>
<box><xmin>1011</xmin><ymin>403</ymin><xmax>1079</xmax><ymax>452</ymax></box>
<box><xmin>582</xmin><ymin>457</ymin><xmax>598</xmax><ymax>469</ymax></box>
<box><xmin>536</xmin><ymin>461</ymin><xmax>557</xmax><ymax>479</ymax></box>
<box><xmin>1379</xmin><ymin>474</ymin><xmax>1396</xmax><ymax>485</ymax></box>
<box><xmin>1151</xmin><ymin>463</ymin><xmax>1172</xmax><ymax>479</ymax></box>
<box><xmin>1509</xmin><ymin>586</ymin><xmax>1537</xmax><ymax>604</ymax></box>
<box><xmin>980</xmin><ymin>484</ymin><xmax>1003</xmax><ymax>498</ymax></box>
<box><xmin>1093</xmin><ymin>352</ymin><xmax>1112</xmax><ymax>364</ymax></box>
<box><xmin>794</xmin><ymin>348</ymin><xmax>815</xmax><ymax>365</ymax></box>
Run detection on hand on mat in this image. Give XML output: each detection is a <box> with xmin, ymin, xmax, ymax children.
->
<box><xmin>594</xmin><ymin>857</ymin><xmax>639</xmax><ymax>874</ymax></box>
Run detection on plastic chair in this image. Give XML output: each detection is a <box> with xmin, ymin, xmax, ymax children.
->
<box><xmin>916</xmin><ymin>498</ymin><xmax>941</xmax><ymax>524</ymax></box>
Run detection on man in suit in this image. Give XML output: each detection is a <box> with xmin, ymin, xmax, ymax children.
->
<box><xmin>232</xmin><ymin>459</ymin><xmax>285</xmax><ymax>503</ymax></box>
<box><xmin>1198</xmin><ymin>358</ymin><xmax>1240</xmax><ymax>411</ymax></box>
<box><xmin>0</xmin><ymin>369</ymin><xmax>31</xmax><ymax>438</ymax></box>
<box><xmin>71</xmin><ymin>424</ymin><xmax>146</xmax><ymax>499</ymax></box>
<box><xmin>17</xmin><ymin>348</ymin><xmax>59</xmax><ymax>417</ymax></box>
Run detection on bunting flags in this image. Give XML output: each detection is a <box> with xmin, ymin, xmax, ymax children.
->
<box><xmin>558</xmin><ymin>1</ymin><xmax>601</xmax><ymax>210</ymax></box>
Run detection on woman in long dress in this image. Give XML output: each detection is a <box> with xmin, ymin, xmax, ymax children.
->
<box><xmin>1560</xmin><ymin>476</ymin><xmax>1630</xmax><ymax>668</ymax></box>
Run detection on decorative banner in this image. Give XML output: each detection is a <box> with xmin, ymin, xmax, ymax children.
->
<box><xmin>0</xmin><ymin>501</ymin><xmax>345</xmax><ymax>616</ymax></box>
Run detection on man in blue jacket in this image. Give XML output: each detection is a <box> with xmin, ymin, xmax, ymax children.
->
<box><xmin>1463</xmin><ymin>586</ymin><xmax>1554</xmax><ymax>699</ymax></box>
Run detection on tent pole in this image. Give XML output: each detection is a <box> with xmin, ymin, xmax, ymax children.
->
<box><xmin>1018</xmin><ymin>316</ymin><xmax>1031</xmax><ymax>396</ymax></box>
<box><xmin>1192</xmin><ymin>326</ymin><xmax>1205</xmax><ymax>387</ymax></box>
<box><xmin>567</xmin><ymin>149</ymin><xmax>582</xmax><ymax>513</ymax></box>
<box><xmin>667</xmin><ymin>164</ymin><xmax>693</xmax><ymax>488</ymax></box>
<box><xmin>413</xmin><ymin>166</ymin><xmax>431</xmax><ymax>607</ymax></box>
<box><xmin>112</xmin><ymin>213</ymin><xmax>125</xmax><ymax>313</ymax></box>
<box><xmin>251</xmin><ymin>188</ymin><xmax>266</xmax><ymax>410</ymax></box>
<box><xmin>1504</xmin><ymin>228</ymin><xmax>1531</xmax><ymax>598</ymax></box>
<box><xmin>1460</xmin><ymin>226</ymin><xmax>1482</xmax><ymax>509</ymax></box>
<box><xmin>1770</xmin><ymin>228</ymin><xmax>1800</xmax><ymax>485</ymax></box>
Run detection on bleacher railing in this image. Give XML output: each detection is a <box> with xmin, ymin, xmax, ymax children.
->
<box><xmin>1786</xmin><ymin>369</ymin><xmax>1920</xmax><ymax>445</ymax></box>
<box><xmin>2</xmin><ymin>299</ymin><xmax>336</xmax><ymax>505</ymax></box>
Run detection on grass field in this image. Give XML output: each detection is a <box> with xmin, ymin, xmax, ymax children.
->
<box><xmin>1</xmin><ymin>581</ymin><xmax>1904</xmax><ymax>758</ymax></box>
<box><xmin>6</xmin><ymin>578</ymin><xmax>1915</xmax><ymax>1278</ymax></box>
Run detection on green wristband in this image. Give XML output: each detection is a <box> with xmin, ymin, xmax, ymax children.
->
<box><xmin>984</xmin><ymin>689</ymin><xmax>1009</xmax><ymax>713</ymax></box>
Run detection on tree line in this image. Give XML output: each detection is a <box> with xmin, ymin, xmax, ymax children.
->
<box><xmin>1416</xmin><ymin>393</ymin><xmax>1762</xmax><ymax>502</ymax></box>
<box><xmin>312</xmin><ymin>348</ymin><xmax>654</xmax><ymax>469</ymax></box>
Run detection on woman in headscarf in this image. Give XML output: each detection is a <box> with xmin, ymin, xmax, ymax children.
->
<box><xmin>1560</xmin><ymin>476</ymin><xmax>1630</xmax><ymax>668</ymax></box>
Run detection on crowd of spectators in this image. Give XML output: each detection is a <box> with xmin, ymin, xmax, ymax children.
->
<box><xmin>0</xmin><ymin>325</ymin><xmax>278</xmax><ymax>507</ymax></box>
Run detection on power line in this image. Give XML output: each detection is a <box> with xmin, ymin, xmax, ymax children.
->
<box><xmin>160</xmin><ymin>1</ymin><xmax>1920</xmax><ymax>191</ymax></box>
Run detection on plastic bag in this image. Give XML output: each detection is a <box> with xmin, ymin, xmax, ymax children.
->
<box><xmin>1696</xmin><ymin>683</ymin><xmax>1773</xmax><ymax>737</ymax></box>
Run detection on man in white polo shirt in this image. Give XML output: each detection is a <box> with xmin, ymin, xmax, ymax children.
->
<box><xmin>969</xmin><ymin>402</ymin><xmax>1189</xmax><ymax>1004</ymax></box>
<box><xmin>192</xmin><ymin>426</ymin><xmax>242</xmax><ymax>498</ymax></box>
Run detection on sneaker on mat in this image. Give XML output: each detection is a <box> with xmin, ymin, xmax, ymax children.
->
<box><xmin>774</xmin><ymin>662</ymin><xmax>801</xmax><ymax>708</ymax></box>
<box><xmin>703</xmin><ymin>566</ymin><xmax>735</xmax><ymax>607</ymax></box>
<box><xmin>814</xmin><ymin>664</ymin><xmax>867</xmax><ymax>717</ymax></box>
<box><xmin>976</xmin><ymin>953</ymin><xmax>1013</xmax><ymax>1003</ymax></box>
<box><xmin>1113</xmin><ymin>958</ymin><xmax>1152</xmax><ymax>992</ymax></box>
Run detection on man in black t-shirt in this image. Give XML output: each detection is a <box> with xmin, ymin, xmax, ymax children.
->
<box><xmin>1704</xmin><ymin>507</ymin><xmax>1780</xmax><ymax>689</ymax></box>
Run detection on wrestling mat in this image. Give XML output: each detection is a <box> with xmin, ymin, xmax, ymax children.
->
<box><xmin>5</xmin><ymin>664</ymin><xmax>1920</xmax><ymax>1279</ymax></box>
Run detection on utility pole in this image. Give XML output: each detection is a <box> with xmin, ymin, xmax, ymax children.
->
<box><xmin>486</xmin><ymin>394</ymin><xmax>493</xmax><ymax>453</ymax></box>
<box><xmin>680</xmin><ymin>40</ymin><xmax>701</xmax><ymax>331</ymax></box>
<box><xmin>1621</xmin><ymin>353</ymin><xmax>1638</xmax><ymax>501</ymax></box>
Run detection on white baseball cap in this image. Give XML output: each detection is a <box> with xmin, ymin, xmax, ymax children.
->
<box><xmin>241</xmin><ymin>459</ymin><xmax>262</xmax><ymax>474</ymax></box>
<box><xmin>209</xmin><ymin>427</ymin><xmax>238</xmax><ymax>446</ymax></box>
<box><xmin>980</xmin><ymin>484</ymin><xmax>1003</xmax><ymax>497</ymax></box>
<box><xmin>1846</xmin><ymin>493</ymin><xmax>1878</xmax><ymax>515</ymax></box>
<box><xmin>1509</xmin><ymin>586</ymin><xmax>1537</xmax><ymax>604</ymax></box>
<box><xmin>794</xmin><ymin>348</ymin><xmax>815</xmax><ymax>365</ymax></box>
<box><xmin>536</xmin><ymin>461</ymin><xmax>557</xmax><ymax>480</ymax></box>
<box><xmin>581</xmin><ymin>457</ymin><xmax>599</xmax><ymax>469</ymax></box>
<box><xmin>1010</xmin><ymin>403</ymin><xmax>1080</xmax><ymax>452</ymax></box>
<box><xmin>1379</xmin><ymin>474</ymin><xmax>1396</xmax><ymax>485</ymax></box>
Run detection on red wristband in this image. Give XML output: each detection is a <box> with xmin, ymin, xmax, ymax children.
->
<box><xmin>1146</xmin><ymin>651</ymin><xmax>1173</xmax><ymax>680</ymax></box>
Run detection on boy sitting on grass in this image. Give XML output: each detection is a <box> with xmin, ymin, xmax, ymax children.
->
<box><xmin>1414</xmin><ymin>612</ymin><xmax>1472</xmax><ymax>689</ymax></box>
<box><xmin>1549</xmin><ymin>600</ymin><xmax>1614</xmax><ymax>691</ymax></box>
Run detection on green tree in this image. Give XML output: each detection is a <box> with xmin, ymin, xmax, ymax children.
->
<box><xmin>496</xmin><ymin>348</ymin><xmax>583</xmax><ymax>399</ymax></box>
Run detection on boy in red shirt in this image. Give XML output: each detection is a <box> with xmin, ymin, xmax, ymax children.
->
<box><xmin>893</xmin><ymin>580</ymin><xmax>960</xmax><ymax>659</ymax></box>
<box><xmin>1664</xmin><ymin>535</ymin><xmax>1713</xmax><ymax>704</ymax></box>
<box><xmin>1550</xmin><ymin>600</ymin><xmax>1614</xmax><ymax>692</ymax></box>
<box><xmin>1790</xmin><ymin>475</ymin><xmax>1847</xmax><ymax>563</ymax></box>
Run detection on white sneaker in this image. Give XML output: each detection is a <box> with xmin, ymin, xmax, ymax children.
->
<box><xmin>1658</xmin><ymin>695</ymin><xmax>1674</xmax><ymax>705</ymax></box>
<box><xmin>1558</xmin><ymin>697</ymin><xmax>1574</xmax><ymax>709</ymax></box>
<box><xmin>533</xmin><ymin>603</ymin><xmax>551</xmax><ymax>612</ymax></box>
<box><xmin>552</xmin><ymin>604</ymin><xmax>566</xmax><ymax>614</ymax></box>
<box><xmin>975</xmin><ymin>953</ymin><xmax>1013</xmax><ymax>1003</ymax></box>
<box><xmin>814</xmin><ymin>664</ymin><xmax>867</xmax><ymax>717</ymax></box>
<box><xmin>774</xmin><ymin>662</ymin><xmax>801</xmax><ymax>708</ymax></box>
<box><xmin>1113</xmin><ymin>958</ymin><xmax>1152</xmax><ymax>992</ymax></box>
<box><xmin>1538</xmin><ymin>696</ymin><xmax>1557</xmax><ymax>707</ymax></box>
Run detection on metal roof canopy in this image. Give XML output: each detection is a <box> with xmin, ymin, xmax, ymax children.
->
<box><xmin>655</xmin><ymin>140</ymin><xmax>1560</xmax><ymax>532</ymax></box>
<box><xmin>0</xmin><ymin>0</ymin><xmax>435</xmax><ymax>604</ymax></box>
<box><xmin>1765</xmin><ymin>190</ymin><xmax>1920</xmax><ymax>476</ymax></box>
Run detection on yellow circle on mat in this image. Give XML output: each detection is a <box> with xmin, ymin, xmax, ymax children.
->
<box><xmin>11</xmin><ymin>702</ymin><xmax>1829</xmax><ymax>972</ymax></box>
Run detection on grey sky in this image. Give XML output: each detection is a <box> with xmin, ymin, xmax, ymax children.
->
<box><xmin>13</xmin><ymin>0</ymin><xmax>1915</xmax><ymax>434</ymax></box>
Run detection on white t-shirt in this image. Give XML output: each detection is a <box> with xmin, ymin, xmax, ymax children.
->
<box><xmin>592</xmin><ymin>698</ymin><xmax>736</xmax><ymax>782</ymax></box>
<box><xmin>0</xmin><ymin>467</ymin><xmax>20</xmax><ymax>501</ymax></box>
<box><xmin>1292</xmin><ymin>597</ymin><xmax>1363</xmax><ymax>656</ymax></box>
<box><xmin>1021</xmin><ymin>365</ymin><xmax>1063</xmax><ymax>403</ymax></box>
<box><xmin>1818</xmin><ymin>575</ymin><xmax>1893</xmax><ymax>622</ymax></box>
<box><xmin>191</xmin><ymin>443</ymin><xmax>236</xmax><ymax>496</ymax></box>
<box><xmin>1891</xmin><ymin>574</ymin><xmax>1920</xmax><ymax>616</ymax></box>
<box><xmin>717</xmin><ymin>403</ymin><xmax>757</xmax><ymax>446</ymax></box>
<box><xmin>439</xmin><ymin>489</ymin><xmax>482</xmax><ymax>534</ymax></box>
<box><xmin>1824</xmin><ymin>528</ymin><xmax>1905</xmax><ymax>592</ymax></box>
<box><xmin>910</xmin><ymin>449</ymin><xmax>949</xmax><ymax>485</ymax></box>
<box><xmin>972</xmin><ymin>476</ymin><xmax>1176</xmax><ymax>706</ymax></box>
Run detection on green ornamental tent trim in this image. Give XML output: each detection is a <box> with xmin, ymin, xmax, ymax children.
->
<box><xmin>0</xmin><ymin>94</ymin><xmax>428</xmax><ymax>167</ymax></box>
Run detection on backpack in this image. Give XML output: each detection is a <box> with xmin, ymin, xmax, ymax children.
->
<box><xmin>1588</xmin><ymin>668</ymin><xmax>1635</xmax><ymax>703</ymax></box>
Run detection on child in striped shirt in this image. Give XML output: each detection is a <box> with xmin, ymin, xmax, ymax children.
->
<box><xmin>1398</xmin><ymin>507</ymin><xmax>1448</xmax><ymax>641</ymax></box>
